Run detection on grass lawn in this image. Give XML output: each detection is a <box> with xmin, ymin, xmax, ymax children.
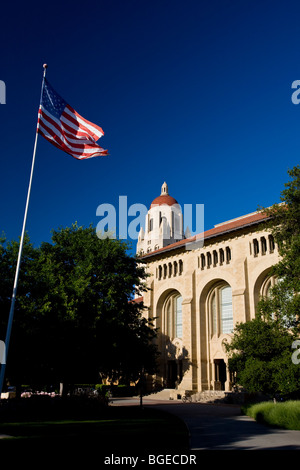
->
<box><xmin>0</xmin><ymin>397</ymin><xmax>189</xmax><ymax>457</ymax></box>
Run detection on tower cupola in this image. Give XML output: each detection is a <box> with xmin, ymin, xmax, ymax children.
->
<box><xmin>137</xmin><ymin>182</ymin><xmax>184</xmax><ymax>255</ymax></box>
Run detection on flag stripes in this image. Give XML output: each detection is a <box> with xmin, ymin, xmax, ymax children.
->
<box><xmin>37</xmin><ymin>79</ymin><xmax>108</xmax><ymax>160</ymax></box>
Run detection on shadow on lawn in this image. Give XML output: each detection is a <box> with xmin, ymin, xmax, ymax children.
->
<box><xmin>0</xmin><ymin>395</ymin><xmax>189</xmax><ymax>456</ymax></box>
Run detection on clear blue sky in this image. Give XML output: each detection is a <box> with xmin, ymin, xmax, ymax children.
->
<box><xmin>1</xmin><ymin>0</ymin><xmax>300</xmax><ymax>254</ymax></box>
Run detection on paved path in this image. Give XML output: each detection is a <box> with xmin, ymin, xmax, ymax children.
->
<box><xmin>112</xmin><ymin>397</ymin><xmax>300</xmax><ymax>451</ymax></box>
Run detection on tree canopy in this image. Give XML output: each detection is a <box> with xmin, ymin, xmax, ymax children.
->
<box><xmin>224</xmin><ymin>317</ymin><xmax>300</xmax><ymax>397</ymax></box>
<box><xmin>225</xmin><ymin>166</ymin><xmax>300</xmax><ymax>398</ymax></box>
<box><xmin>0</xmin><ymin>224</ymin><xmax>158</xmax><ymax>390</ymax></box>
<box><xmin>258</xmin><ymin>165</ymin><xmax>300</xmax><ymax>332</ymax></box>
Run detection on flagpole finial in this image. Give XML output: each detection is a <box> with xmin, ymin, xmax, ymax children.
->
<box><xmin>42</xmin><ymin>64</ymin><xmax>48</xmax><ymax>79</ymax></box>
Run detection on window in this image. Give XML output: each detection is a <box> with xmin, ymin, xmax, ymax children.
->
<box><xmin>165</xmin><ymin>293</ymin><xmax>183</xmax><ymax>339</ymax></box>
<box><xmin>200</xmin><ymin>247</ymin><xmax>231</xmax><ymax>269</ymax></box>
<box><xmin>209</xmin><ymin>283</ymin><xmax>233</xmax><ymax>336</ymax></box>
<box><xmin>253</xmin><ymin>236</ymin><xmax>275</xmax><ymax>257</ymax></box>
<box><xmin>201</xmin><ymin>254</ymin><xmax>206</xmax><ymax>269</ymax></box>
<box><xmin>259</xmin><ymin>275</ymin><xmax>280</xmax><ymax>321</ymax></box>
<box><xmin>226</xmin><ymin>247</ymin><xmax>231</xmax><ymax>263</ymax></box>
<box><xmin>167</xmin><ymin>300</ymin><xmax>172</xmax><ymax>336</ymax></box>
<box><xmin>207</xmin><ymin>252</ymin><xmax>212</xmax><ymax>268</ymax></box>
<box><xmin>261</xmin><ymin>237</ymin><xmax>267</xmax><ymax>255</ymax></box>
<box><xmin>253</xmin><ymin>239</ymin><xmax>259</xmax><ymax>256</ymax></box>
<box><xmin>174</xmin><ymin>261</ymin><xmax>178</xmax><ymax>276</ymax></box>
<box><xmin>261</xmin><ymin>276</ymin><xmax>274</xmax><ymax>298</ymax></box>
<box><xmin>157</xmin><ymin>260</ymin><xmax>183</xmax><ymax>279</ymax></box>
<box><xmin>269</xmin><ymin>235</ymin><xmax>275</xmax><ymax>253</ymax></box>
<box><xmin>158</xmin><ymin>265</ymin><xmax>162</xmax><ymax>280</ymax></box>
<box><xmin>179</xmin><ymin>260</ymin><xmax>183</xmax><ymax>275</ymax></box>
<box><xmin>211</xmin><ymin>292</ymin><xmax>217</xmax><ymax>335</ymax></box>
<box><xmin>163</xmin><ymin>264</ymin><xmax>167</xmax><ymax>278</ymax></box>
<box><xmin>175</xmin><ymin>296</ymin><xmax>183</xmax><ymax>338</ymax></box>
<box><xmin>220</xmin><ymin>286</ymin><xmax>233</xmax><ymax>334</ymax></box>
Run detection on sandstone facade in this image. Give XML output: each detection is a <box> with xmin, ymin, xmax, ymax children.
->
<box><xmin>137</xmin><ymin>183</ymin><xmax>279</xmax><ymax>395</ymax></box>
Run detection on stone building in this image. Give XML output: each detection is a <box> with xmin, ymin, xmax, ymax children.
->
<box><xmin>136</xmin><ymin>183</ymin><xmax>279</xmax><ymax>396</ymax></box>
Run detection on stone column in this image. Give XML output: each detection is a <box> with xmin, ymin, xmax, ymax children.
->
<box><xmin>179</xmin><ymin>297</ymin><xmax>194</xmax><ymax>391</ymax></box>
<box><xmin>232</xmin><ymin>288</ymin><xmax>246</xmax><ymax>324</ymax></box>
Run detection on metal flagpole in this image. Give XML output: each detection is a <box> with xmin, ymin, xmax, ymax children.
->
<box><xmin>0</xmin><ymin>64</ymin><xmax>48</xmax><ymax>398</ymax></box>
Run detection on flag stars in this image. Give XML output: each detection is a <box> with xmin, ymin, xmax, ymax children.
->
<box><xmin>42</xmin><ymin>80</ymin><xmax>66</xmax><ymax>118</ymax></box>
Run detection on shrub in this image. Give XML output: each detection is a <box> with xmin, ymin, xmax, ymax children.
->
<box><xmin>243</xmin><ymin>400</ymin><xmax>300</xmax><ymax>430</ymax></box>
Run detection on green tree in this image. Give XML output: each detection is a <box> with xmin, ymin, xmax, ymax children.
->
<box><xmin>225</xmin><ymin>166</ymin><xmax>300</xmax><ymax>398</ymax></box>
<box><xmin>257</xmin><ymin>166</ymin><xmax>300</xmax><ymax>332</ymax></box>
<box><xmin>1</xmin><ymin>224</ymin><xmax>158</xmax><ymax>391</ymax></box>
<box><xmin>224</xmin><ymin>318</ymin><xmax>300</xmax><ymax>397</ymax></box>
<box><xmin>0</xmin><ymin>234</ymin><xmax>41</xmax><ymax>389</ymax></box>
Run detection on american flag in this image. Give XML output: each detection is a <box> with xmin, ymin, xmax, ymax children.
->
<box><xmin>37</xmin><ymin>79</ymin><xmax>108</xmax><ymax>160</ymax></box>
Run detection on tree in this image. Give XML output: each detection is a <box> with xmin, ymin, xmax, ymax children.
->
<box><xmin>225</xmin><ymin>166</ymin><xmax>300</xmax><ymax>398</ymax></box>
<box><xmin>0</xmin><ymin>233</ymin><xmax>41</xmax><ymax>389</ymax></box>
<box><xmin>1</xmin><ymin>224</ymin><xmax>158</xmax><ymax>391</ymax></box>
<box><xmin>224</xmin><ymin>318</ymin><xmax>300</xmax><ymax>397</ymax></box>
<box><xmin>258</xmin><ymin>165</ymin><xmax>300</xmax><ymax>332</ymax></box>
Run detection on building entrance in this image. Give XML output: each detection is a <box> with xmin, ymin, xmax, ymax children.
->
<box><xmin>214</xmin><ymin>359</ymin><xmax>227</xmax><ymax>391</ymax></box>
<box><xmin>167</xmin><ymin>360</ymin><xmax>182</xmax><ymax>388</ymax></box>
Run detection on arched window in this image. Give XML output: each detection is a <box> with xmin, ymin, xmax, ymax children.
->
<box><xmin>175</xmin><ymin>295</ymin><xmax>183</xmax><ymax>338</ymax></box>
<box><xmin>174</xmin><ymin>261</ymin><xmax>178</xmax><ymax>276</ymax></box>
<box><xmin>220</xmin><ymin>286</ymin><xmax>233</xmax><ymax>334</ymax></box>
<box><xmin>208</xmin><ymin>283</ymin><xmax>233</xmax><ymax>336</ymax></box>
<box><xmin>261</xmin><ymin>237</ymin><xmax>267</xmax><ymax>255</ymax></box>
<box><xmin>201</xmin><ymin>254</ymin><xmax>206</xmax><ymax>269</ymax></box>
<box><xmin>158</xmin><ymin>265</ymin><xmax>162</xmax><ymax>280</ymax></box>
<box><xmin>253</xmin><ymin>239</ymin><xmax>259</xmax><ymax>256</ymax></box>
<box><xmin>259</xmin><ymin>275</ymin><xmax>277</xmax><ymax>320</ymax></box>
<box><xmin>207</xmin><ymin>252</ymin><xmax>212</xmax><ymax>268</ymax></box>
<box><xmin>163</xmin><ymin>264</ymin><xmax>167</xmax><ymax>278</ymax></box>
<box><xmin>268</xmin><ymin>235</ymin><xmax>275</xmax><ymax>253</ymax></box>
<box><xmin>179</xmin><ymin>260</ymin><xmax>183</xmax><ymax>275</ymax></box>
<box><xmin>165</xmin><ymin>293</ymin><xmax>183</xmax><ymax>339</ymax></box>
<box><xmin>211</xmin><ymin>291</ymin><xmax>217</xmax><ymax>335</ymax></box>
<box><xmin>219</xmin><ymin>248</ymin><xmax>224</xmax><ymax>265</ymax></box>
<box><xmin>260</xmin><ymin>276</ymin><xmax>275</xmax><ymax>298</ymax></box>
<box><xmin>226</xmin><ymin>247</ymin><xmax>231</xmax><ymax>263</ymax></box>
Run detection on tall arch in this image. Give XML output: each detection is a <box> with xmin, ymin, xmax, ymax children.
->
<box><xmin>200</xmin><ymin>279</ymin><xmax>233</xmax><ymax>339</ymax></box>
<box><xmin>156</xmin><ymin>288</ymin><xmax>183</xmax><ymax>334</ymax></box>
<box><xmin>208</xmin><ymin>281</ymin><xmax>233</xmax><ymax>337</ymax></box>
<box><xmin>199</xmin><ymin>278</ymin><xmax>233</xmax><ymax>391</ymax></box>
<box><xmin>253</xmin><ymin>267</ymin><xmax>276</xmax><ymax>314</ymax></box>
<box><xmin>155</xmin><ymin>289</ymin><xmax>184</xmax><ymax>388</ymax></box>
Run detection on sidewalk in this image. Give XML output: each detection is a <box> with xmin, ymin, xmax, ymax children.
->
<box><xmin>146</xmin><ymin>401</ymin><xmax>300</xmax><ymax>451</ymax></box>
<box><xmin>112</xmin><ymin>397</ymin><xmax>300</xmax><ymax>450</ymax></box>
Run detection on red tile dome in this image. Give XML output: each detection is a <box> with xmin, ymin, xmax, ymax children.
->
<box><xmin>150</xmin><ymin>194</ymin><xmax>178</xmax><ymax>208</ymax></box>
<box><xmin>150</xmin><ymin>182</ymin><xmax>178</xmax><ymax>208</ymax></box>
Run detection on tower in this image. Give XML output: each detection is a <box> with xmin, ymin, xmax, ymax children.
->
<box><xmin>137</xmin><ymin>182</ymin><xmax>184</xmax><ymax>254</ymax></box>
